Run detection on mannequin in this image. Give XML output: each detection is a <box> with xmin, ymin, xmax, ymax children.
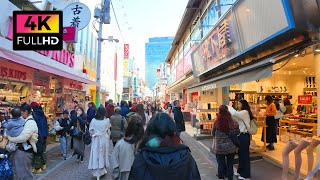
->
<box><xmin>306</xmin><ymin>136</ymin><xmax>320</xmax><ymax>174</ymax></box>
<box><xmin>294</xmin><ymin>137</ymin><xmax>312</xmax><ymax>180</ymax></box>
<box><xmin>282</xmin><ymin>140</ymin><xmax>298</xmax><ymax>180</ymax></box>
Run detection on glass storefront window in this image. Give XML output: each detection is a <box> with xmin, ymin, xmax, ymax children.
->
<box><xmin>183</xmin><ymin>38</ymin><xmax>191</xmax><ymax>55</ymax></box>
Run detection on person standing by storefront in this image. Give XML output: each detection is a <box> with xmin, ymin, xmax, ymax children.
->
<box><xmin>9</xmin><ymin>103</ymin><xmax>38</xmax><ymax>179</ymax></box>
<box><xmin>54</xmin><ymin>110</ymin><xmax>71</xmax><ymax>160</ymax></box>
<box><xmin>88</xmin><ymin>106</ymin><xmax>111</xmax><ymax>180</ymax></box>
<box><xmin>212</xmin><ymin>105</ymin><xmax>239</xmax><ymax>180</ymax></box>
<box><xmin>274</xmin><ymin>99</ymin><xmax>286</xmax><ymax>135</ymax></box>
<box><xmin>262</xmin><ymin>95</ymin><xmax>277</xmax><ymax>150</ymax></box>
<box><xmin>173</xmin><ymin>100</ymin><xmax>185</xmax><ymax>138</ymax></box>
<box><xmin>31</xmin><ymin>102</ymin><xmax>48</xmax><ymax>172</ymax></box>
<box><xmin>228</xmin><ymin>100</ymin><xmax>253</xmax><ymax>180</ymax></box>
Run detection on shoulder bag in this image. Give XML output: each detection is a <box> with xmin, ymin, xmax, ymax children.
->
<box><xmin>241</xmin><ymin>118</ymin><xmax>258</xmax><ymax>135</ymax></box>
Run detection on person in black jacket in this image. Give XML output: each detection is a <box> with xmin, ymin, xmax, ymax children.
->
<box><xmin>173</xmin><ymin>100</ymin><xmax>185</xmax><ymax>138</ymax></box>
<box><xmin>129</xmin><ymin>113</ymin><xmax>200</xmax><ymax>180</ymax></box>
<box><xmin>70</xmin><ymin>106</ymin><xmax>87</xmax><ymax>162</ymax></box>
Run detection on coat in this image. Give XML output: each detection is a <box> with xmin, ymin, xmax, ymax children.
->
<box><xmin>32</xmin><ymin>108</ymin><xmax>48</xmax><ymax>138</ymax></box>
<box><xmin>173</xmin><ymin>107</ymin><xmax>185</xmax><ymax>132</ymax></box>
<box><xmin>88</xmin><ymin>118</ymin><xmax>111</xmax><ymax>170</ymax></box>
<box><xmin>110</xmin><ymin>139</ymin><xmax>136</xmax><ymax>172</ymax></box>
<box><xmin>110</xmin><ymin>115</ymin><xmax>127</xmax><ymax>143</ymax></box>
<box><xmin>212</xmin><ymin>119</ymin><xmax>240</xmax><ymax>155</ymax></box>
<box><xmin>120</xmin><ymin>106</ymin><xmax>129</xmax><ymax>118</ymax></box>
<box><xmin>129</xmin><ymin>144</ymin><xmax>201</xmax><ymax>180</ymax></box>
<box><xmin>87</xmin><ymin>107</ymin><xmax>96</xmax><ymax>123</ymax></box>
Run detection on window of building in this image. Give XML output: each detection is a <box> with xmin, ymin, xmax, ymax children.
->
<box><xmin>183</xmin><ymin>37</ymin><xmax>191</xmax><ymax>55</ymax></box>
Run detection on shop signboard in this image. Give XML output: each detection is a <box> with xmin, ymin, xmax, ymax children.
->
<box><xmin>124</xmin><ymin>44</ymin><xmax>129</xmax><ymax>59</ymax></box>
<box><xmin>123</xmin><ymin>88</ymin><xmax>129</xmax><ymax>94</ymax></box>
<box><xmin>63</xmin><ymin>27</ymin><xmax>78</xmax><ymax>43</ymax></box>
<box><xmin>298</xmin><ymin>95</ymin><xmax>312</xmax><ymax>104</ymax></box>
<box><xmin>202</xmin><ymin>83</ymin><xmax>217</xmax><ymax>91</ymax></box>
<box><xmin>0</xmin><ymin>66</ymin><xmax>26</xmax><ymax>81</ymax></box>
<box><xmin>63</xmin><ymin>2</ymin><xmax>91</xmax><ymax>30</ymax></box>
<box><xmin>191</xmin><ymin>12</ymin><xmax>240</xmax><ymax>77</ymax></box>
<box><xmin>6</xmin><ymin>17</ymin><xmax>75</xmax><ymax>67</ymax></box>
<box><xmin>123</xmin><ymin>59</ymin><xmax>129</xmax><ymax>77</ymax></box>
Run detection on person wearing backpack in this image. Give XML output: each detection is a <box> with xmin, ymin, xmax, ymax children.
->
<box><xmin>8</xmin><ymin>103</ymin><xmax>38</xmax><ymax>179</ymax></box>
<box><xmin>54</xmin><ymin>110</ymin><xmax>71</xmax><ymax>160</ymax></box>
<box><xmin>110</xmin><ymin>107</ymin><xmax>127</xmax><ymax>146</ymax></box>
<box><xmin>31</xmin><ymin>102</ymin><xmax>49</xmax><ymax>173</ymax></box>
<box><xmin>227</xmin><ymin>100</ymin><xmax>254</xmax><ymax>180</ymax></box>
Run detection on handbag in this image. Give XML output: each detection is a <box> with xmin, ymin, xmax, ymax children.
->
<box><xmin>241</xmin><ymin>118</ymin><xmax>258</xmax><ymax>135</ymax></box>
<box><xmin>72</xmin><ymin>120</ymin><xmax>83</xmax><ymax>137</ymax></box>
<box><xmin>84</xmin><ymin>126</ymin><xmax>91</xmax><ymax>145</ymax></box>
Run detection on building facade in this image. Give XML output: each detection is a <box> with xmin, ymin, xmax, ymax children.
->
<box><xmin>145</xmin><ymin>37</ymin><xmax>173</xmax><ymax>88</ymax></box>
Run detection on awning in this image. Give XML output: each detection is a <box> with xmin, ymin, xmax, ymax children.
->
<box><xmin>188</xmin><ymin>58</ymin><xmax>274</xmax><ymax>92</ymax></box>
<box><xmin>0</xmin><ymin>50</ymin><xmax>100</xmax><ymax>87</ymax></box>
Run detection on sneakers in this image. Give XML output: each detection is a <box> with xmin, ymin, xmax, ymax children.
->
<box><xmin>32</xmin><ymin>168</ymin><xmax>42</xmax><ymax>173</ymax></box>
<box><xmin>234</xmin><ymin>172</ymin><xmax>240</xmax><ymax>176</ymax></box>
<box><xmin>238</xmin><ymin>176</ymin><xmax>250</xmax><ymax>180</ymax></box>
<box><xmin>41</xmin><ymin>164</ymin><xmax>47</xmax><ymax>170</ymax></box>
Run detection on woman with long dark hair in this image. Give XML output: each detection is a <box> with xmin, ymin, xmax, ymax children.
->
<box><xmin>70</xmin><ymin>106</ymin><xmax>87</xmax><ymax>162</ymax></box>
<box><xmin>262</xmin><ymin>95</ymin><xmax>277</xmax><ymax>150</ymax></box>
<box><xmin>136</xmin><ymin>104</ymin><xmax>149</xmax><ymax>129</ymax></box>
<box><xmin>212</xmin><ymin>105</ymin><xmax>239</xmax><ymax>180</ymax></box>
<box><xmin>129</xmin><ymin>113</ymin><xmax>200</xmax><ymax>180</ymax></box>
<box><xmin>228</xmin><ymin>100</ymin><xmax>254</xmax><ymax>180</ymax></box>
<box><xmin>88</xmin><ymin>107</ymin><xmax>111</xmax><ymax>180</ymax></box>
<box><xmin>111</xmin><ymin>114</ymin><xmax>144</xmax><ymax>180</ymax></box>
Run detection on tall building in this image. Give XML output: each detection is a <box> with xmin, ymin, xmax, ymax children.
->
<box><xmin>145</xmin><ymin>37</ymin><xmax>173</xmax><ymax>88</ymax></box>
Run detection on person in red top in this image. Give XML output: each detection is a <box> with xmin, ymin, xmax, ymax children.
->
<box><xmin>105</xmin><ymin>99</ymin><xmax>115</xmax><ymax>119</ymax></box>
<box><xmin>262</xmin><ymin>95</ymin><xmax>277</xmax><ymax>150</ymax></box>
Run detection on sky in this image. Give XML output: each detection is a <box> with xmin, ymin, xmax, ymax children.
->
<box><xmin>112</xmin><ymin>0</ymin><xmax>189</xmax><ymax>79</ymax></box>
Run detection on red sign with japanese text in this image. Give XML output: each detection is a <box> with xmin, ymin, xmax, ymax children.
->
<box><xmin>124</xmin><ymin>44</ymin><xmax>129</xmax><ymax>59</ymax></box>
<box><xmin>298</xmin><ymin>95</ymin><xmax>312</xmax><ymax>104</ymax></box>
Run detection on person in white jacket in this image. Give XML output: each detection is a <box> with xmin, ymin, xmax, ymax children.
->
<box><xmin>227</xmin><ymin>100</ymin><xmax>254</xmax><ymax>180</ymax></box>
<box><xmin>8</xmin><ymin>103</ymin><xmax>38</xmax><ymax>179</ymax></box>
<box><xmin>110</xmin><ymin>114</ymin><xmax>144</xmax><ymax>180</ymax></box>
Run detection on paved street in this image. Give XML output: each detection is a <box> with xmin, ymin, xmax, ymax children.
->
<box><xmin>37</xmin><ymin>133</ymin><xmax>218</xmax><ymax>180</ymax></box>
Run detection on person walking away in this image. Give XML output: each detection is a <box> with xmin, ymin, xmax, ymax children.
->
<box><xmin>262</xmin><ymin>95</ymin><xmax>277</xmax><ymax>150</ymax></box>
<box><xmin>88</xmin><ymin>107</ymin><xmax>111</xmax><ymax>180</ymax></box>
<box><xmin>111</xmin><ymin>114</ymin><xmax>144</xmax><ymax>180</ymax></box>
<box><xmin>54</xmin><ymin>110</ymin><xmax>71</xmax><ymax>160</ymax></box>
<box><xmin>227</xmin><ymin>100</ymin><xmax>253</xmax><ymax>180</ymax></box>
<box><xmin>173</xmin><ymin>100</ymin><xmax>185</xmax><ymax>138</ymax></box>
<box><xmin>8</xmin><ymin>103</ymin><xmax>38</xmax><ymax>179</ymax></box>
<box><xmin>87</xmin><ymin>102</ymin><xmax>97</xmax><ymax>125</ymax></box>
<box><xmin>129</xmin><ymin>113</ymin><xmax>200</xmax><ymax>180</ymax></box>
<box><xmin>136</xmin><ymin>104</ymin><xmax>150</xmax><ymax>130</ymax></box>
<box><xmin>70</xmin><ymin>106</ymin><xmax>87</xmax><ymax>162</ymax></box>
<box><xmin>31</xmin><ymin>102</ymin><xmax>48</xmax><ymax>172</ymax></box>
<box><xmin>212</xmin><ymin>105</ymin><xmax>240</xmax><ymax>180</ymax></box>
<box><xmin>274</xmin><ymin>99</ymin><xmax>286</xmax><ymax>135</ymax></box>
<box><xmin>106</xmin><ymin>99</ymin><xmax>115</xmax><ymax>119</ymax></box>
<box><xmin>120</xmin><ymin>101</ymin><xmax>129</xmax><ymax>118</ymax></box>
<box><xmin>110</xmin><ymin>107</ymin><xmax>127</xmax><ymax>146</ymax></box>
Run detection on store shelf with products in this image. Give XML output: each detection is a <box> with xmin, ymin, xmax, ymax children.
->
<box><xmin>279</xmin><ymin>115</ymin><xmax>317</xmax><ymax>142</ymax></box>
<box><xmin>195</xmin><ymin>101</ymin><xmax>218</xmax><ymax>137</ymax></box>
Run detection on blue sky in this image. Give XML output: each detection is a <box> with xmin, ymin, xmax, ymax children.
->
<box><xmin>114</xmin><ymin>0</ymin><xmax>189</xmax><ymax>78</ymax></box>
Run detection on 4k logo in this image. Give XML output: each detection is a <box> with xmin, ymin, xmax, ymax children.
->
<box><xmin>13</xmin><ymin>11</ymin><xmax>63</xmax><ymax>50</ymax></box>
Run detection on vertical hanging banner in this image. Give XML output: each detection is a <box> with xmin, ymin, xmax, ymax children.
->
<box><xmin>124</xmin><ymin>44</ymin><xmax>129</xmax><ymax>59</ymax></box>
<box><xmin>123</xmin><ymin>59</ymin><xmax>129</xmax><ymax>77</ymax></box>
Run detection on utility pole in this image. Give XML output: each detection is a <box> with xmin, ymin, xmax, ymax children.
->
<box><xmin>95</xmin><ymin>0</ymin><xmax>111</xmax><ymax>106</ymax></box>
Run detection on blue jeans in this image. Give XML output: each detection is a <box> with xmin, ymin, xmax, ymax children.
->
<box><xmin>216</xmin><ymin>153</ymin><xmax>235</xmax><ymax>180</ymax></box>
<box><xmin>59</xmin><ymin>136</ymin><xmax>67</xmax><ymax>157</ymax></box>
